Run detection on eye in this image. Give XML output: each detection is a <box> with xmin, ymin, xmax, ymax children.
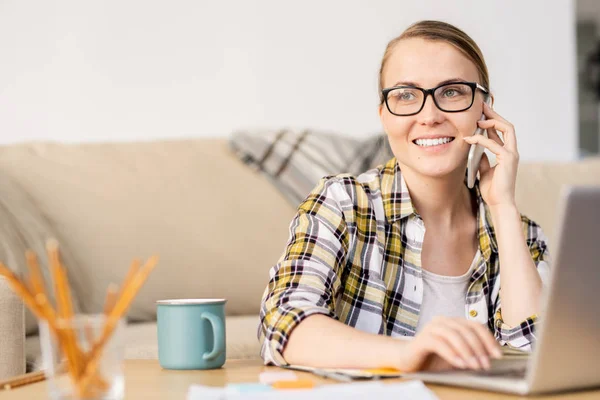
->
<box><xmin>390</xmin><ymin>89</ymin><xmax>419</xmax><ymax>102</ymax></box>
<box><xmin>440</xmin><ymin>85</ymin><xmax>468</xmax><ymax>98</ymax></box>
<box><xmin>398</xmin><ymin>92</ymin><xmax>415</xmax><ymax>101</ymax></box>
<box><xmin>442</xmin><ymin>88</ymin><xmax>458</xmax><ymax>97</ymax></box>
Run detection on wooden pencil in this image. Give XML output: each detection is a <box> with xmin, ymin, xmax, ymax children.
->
<box><xmin>26</xmin><ymin>251</ymin><xmax>60</xmax><ymax>330</ymax></box>
<box><xmin>0</xmin><ymin>359</ymin><xmax>69</xmax><ymax>391</ymax></box>
<box><xmin>47</xmin><ymin>241</ymin><xmax>83</xmax><ymax>381</ymax></box>
<box><xmin>0</xmin><ymin>370</ymin><xmax>46</xmax><ymax>391</ymax></box>
<box><xmin>117</xmin><ymin>259</ymin><xmax>140</xmax><ymax>301</ymax></box>
<box><xmin>103</xmin><ymin>283</ymin><xmax>119</xmax><ymax>316</ymax></box>
<box><xmin>25</xmin><ymin>251</ymin><xmax>47</xmax><ymax>301</ymax></box>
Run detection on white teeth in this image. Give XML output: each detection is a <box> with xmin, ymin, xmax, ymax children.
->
<box><xmin>415</xmin><ymin>137</ymin><xmax>453</xmax><ymax>147</ymax></box>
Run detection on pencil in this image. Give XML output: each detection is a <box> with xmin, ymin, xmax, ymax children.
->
<box><xmin>25</xmin><ymin>250</ymin><xmax>47</xmax><ymax>301</ymax></box>
<box><xmin>0</xmin><ymin>370</ymin><xmax>46</xmax><ymax>391</ymax></box>
<box><xmin>47</xmin><ymin>240</ymin><xmax>83</xmax><ymax>381</ymax></box>
<box><xmin>103</xmin><ymin>283</ymin><xmax>119</xmax><ymax>316</ymax></box>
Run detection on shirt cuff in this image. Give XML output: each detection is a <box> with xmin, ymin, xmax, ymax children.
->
<box><xmin>259</xmin><ymin>304</ymin><xmax>336</xmax><ymax>367</ymax></box>
<box><xmin>494</xmin><ymin>309</ymin><xmax>538</xmax><ymax>351</ymax></box>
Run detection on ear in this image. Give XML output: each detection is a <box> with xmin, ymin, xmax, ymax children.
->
<box><xmin>378</xmin><ymin>103</ymin><xmax>390</xmax><ymax>136</ymax></box>
<box><xmin>489</xmin><ymin>93</ymin><xmax>495</xmax><ymax>108</ymax></box>
<box><xmin>378</xmin><ymin>103</ymin><xmax>385</xmax><ymax>120</ymax></box>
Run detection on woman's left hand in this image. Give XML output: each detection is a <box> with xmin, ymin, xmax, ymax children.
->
<box><xmin>463</xmin><ymin>102</ymin><xmax>519</xmax><ymax>209</ymax></box>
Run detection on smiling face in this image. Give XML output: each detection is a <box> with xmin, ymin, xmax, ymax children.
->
<box><xmin>379</xmin><ymin>37</ymin><xmax>489</xmax><ymax>178</ymax></box>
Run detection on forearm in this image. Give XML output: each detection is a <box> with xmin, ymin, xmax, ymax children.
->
<box><xmin>490</xmin><ymin>204</ymin><xmax>543</xmax><ymax>326</ymax></box>
<box><xmin>282</xmin><ymin>314</ymin><xmax>408</xmax><ymax>369</ymax></box>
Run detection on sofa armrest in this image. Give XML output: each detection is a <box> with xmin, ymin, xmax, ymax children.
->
<box><xmin>0</xmin><ymin>276</ymin><xmax>25</xmax><ymax>380</ymax></box>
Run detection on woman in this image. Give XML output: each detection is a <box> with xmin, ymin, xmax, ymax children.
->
<box><xmin>258</xmin><ymin>20</ymin><xmax>550</xmax><ymax>373</ymax></box>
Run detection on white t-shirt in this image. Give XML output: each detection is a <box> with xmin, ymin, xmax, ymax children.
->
<box><xmin>415</xmin><ymin>250</ymin><xmax>480</xmax><ymax>333</ymax></box>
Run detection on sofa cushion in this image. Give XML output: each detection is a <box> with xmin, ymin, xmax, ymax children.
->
<box><xmin>230</xmin><ymin>129</ymin><xmax>394</xmax><ymax>207</ymax></box>
<box><xmin>516</xmin><ymin>157</ymin><xmax>600</xmax><ymax>244</ymax></box>
<box><xmin>0</xmin><ymin>140</ymin><xmax>295</xmax><ymax>321</ymax></box>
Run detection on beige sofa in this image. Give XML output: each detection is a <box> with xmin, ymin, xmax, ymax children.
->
<box><xmin>0</xmin><ymin>138</ymin><xmax>599</xmax><ymax>380</ymax></box>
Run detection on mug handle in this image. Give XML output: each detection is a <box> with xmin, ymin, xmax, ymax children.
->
<box><xmin>201</xmin><ymin>313</ymin><xmax>225</xmax><ymax>361</ymax></box>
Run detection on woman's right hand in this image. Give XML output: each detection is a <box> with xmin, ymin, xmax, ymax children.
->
<box><xmin>397</xmin><ymin>316</ymin><xmax>503</xmax><ymax>372</ymax></box>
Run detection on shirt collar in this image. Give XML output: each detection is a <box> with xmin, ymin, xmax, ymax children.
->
<box><xmin>380</xmin><ymin>158</ymin><xmax>418</xmax><ymax>222</ymax></box>
<box><xmin>380</xmin><ymin>157</ymin><xmax>498</xmax><ymax>258</ymax></box>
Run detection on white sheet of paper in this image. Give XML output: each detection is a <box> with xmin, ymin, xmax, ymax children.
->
<box><xmin>187</xmin><ymin>380</ymin><xmax>438</xmax><ymax>400</ymax></box>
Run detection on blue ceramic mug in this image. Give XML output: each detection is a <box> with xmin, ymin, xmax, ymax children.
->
<box><xmin>156</xmin><ymin>299</ymin><xmax>226</xmax><ymax>370</ymax></box>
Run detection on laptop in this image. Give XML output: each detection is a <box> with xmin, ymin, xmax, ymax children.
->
<box><xmin>404</xmin><ymin>186</ymin><xmax>600</xmax><ymax>395</ymax></box>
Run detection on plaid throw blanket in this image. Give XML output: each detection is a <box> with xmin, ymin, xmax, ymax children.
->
<box><xmin>229</xmin><ymin>129</ymin><xmax>394</xmax><ymax>206</ymax></box>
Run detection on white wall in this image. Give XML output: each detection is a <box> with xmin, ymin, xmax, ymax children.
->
<box><xmin>0</xmin><ymin>0</ymin><xmax>577</xmax><ymax>161</ymax></box>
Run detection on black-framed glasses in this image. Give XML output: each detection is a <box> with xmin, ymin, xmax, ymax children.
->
<box><xmin>381</xmin><ymin>82</ymin><xmax>489</xmax><ymax>116</ymax></box>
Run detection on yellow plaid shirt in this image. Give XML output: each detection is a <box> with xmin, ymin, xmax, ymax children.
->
<box><xmin>258</xmin><ymin>157</ymin><xmax>551</xmax><ymax>366</ymax></box>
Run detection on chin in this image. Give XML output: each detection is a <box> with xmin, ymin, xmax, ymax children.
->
<box><xmin>416</xmin><ymin>165</ymin><xmax>457</xmax><ymax>178</ymax></box>
<box><xmin>402</xmin><ymin>156</ymin><xmax>466</xmax><ymax>179</ymax></box>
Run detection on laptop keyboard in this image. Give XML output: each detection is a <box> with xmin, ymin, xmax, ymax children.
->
<box><xmin>475</xmin><ymin>367</ymin><xmax>527</xmax><ymax>378</ymax></box>
<box><xmin>473</xmin><ymin>357</ymin><xmax>528</xmax><ymax>378</ymax></box>
<box><xmin>434</xmin><ymin>358</ymin><xmax>528</xmax><ymax>378</ymax></box>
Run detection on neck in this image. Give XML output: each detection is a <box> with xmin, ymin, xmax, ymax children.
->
<box><xmin>400</xmin><ymin>163</ymin><xmax>473</xmax><ymax>228</ymax></box>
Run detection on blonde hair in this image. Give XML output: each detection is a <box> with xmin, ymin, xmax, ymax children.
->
<box><xmin>378</xmin><ymin>20</ymin><xmax>490</xmax><ymax>104</ymax></box>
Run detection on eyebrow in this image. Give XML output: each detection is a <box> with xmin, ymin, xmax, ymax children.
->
<box><xmin>391</xmin><ymin>77</ymin><xmax>468</xmax><ymax>88</ymax></box>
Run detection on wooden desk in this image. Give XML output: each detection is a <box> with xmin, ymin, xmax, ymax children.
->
<box><xmin>2</xmin><ymin>359</ymin><xmax>599</xmax><ymax>399</ymax></box>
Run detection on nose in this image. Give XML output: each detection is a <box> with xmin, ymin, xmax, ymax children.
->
<box><xmin>418</xmin><ymin>94</ymin><xmax>445</xmax><ymax>126</ymax></box>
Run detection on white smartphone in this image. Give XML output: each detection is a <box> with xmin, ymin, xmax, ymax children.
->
<box><xmin>466</xmin><ymin>96</ymin><xmax>492</xmax><ymax>189</ymax></box>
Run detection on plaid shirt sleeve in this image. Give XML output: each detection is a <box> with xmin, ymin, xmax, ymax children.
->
<box><xmin>258</xmin><ymin>177</ymin><xmax>352</xmax><ymax>366</ymax></box>
<box><xmin>493</xmin><ymin>217</ymin><xmax>551</xmax><ymax>351</ymax></box>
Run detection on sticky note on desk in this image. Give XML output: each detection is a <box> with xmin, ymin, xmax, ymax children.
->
<box><xmin>271</xmin><ymin>379</ymin><xmax>316</xmax><ymax>390</ymax></box>
<box><xmin>259</xmin><ymin>371</ymin><xmax>298</xmax><ymax>384</ymax></box>
<box><xmin>361</xmin><ymin>367</ymin><xmax>404</xmax><ymax>376</ymax></box>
